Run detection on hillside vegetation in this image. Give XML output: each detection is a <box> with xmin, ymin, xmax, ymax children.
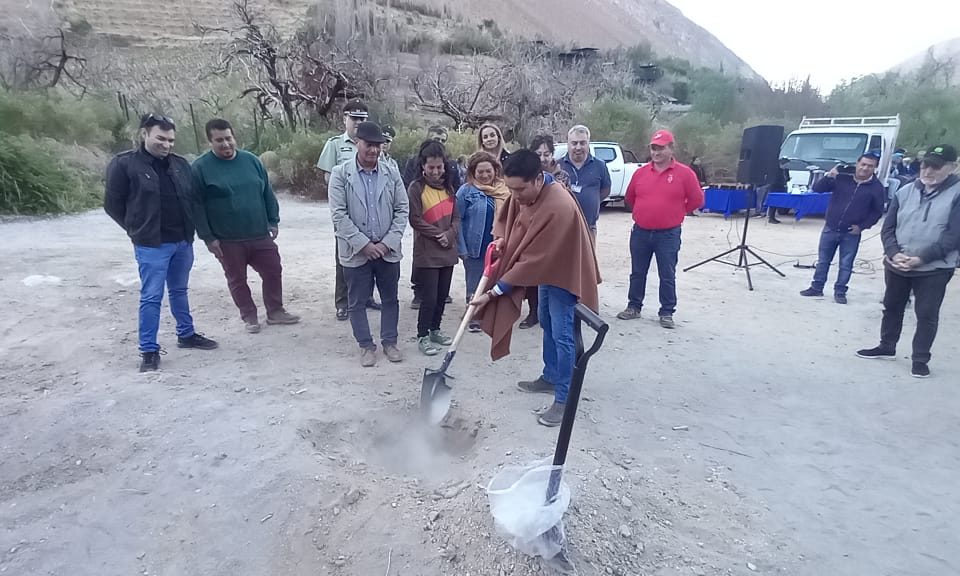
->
<box><xmin>1</xmin><ymin>1</ymin><xmax>958</xmax><ymax>213</ymax></box>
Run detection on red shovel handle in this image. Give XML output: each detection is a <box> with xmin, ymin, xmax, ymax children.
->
<box><xmin>483</xmin><ymin>242</ymin><xmax>500</xmax><ymax>277</ymax></box>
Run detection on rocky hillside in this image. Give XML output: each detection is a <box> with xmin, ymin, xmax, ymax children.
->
<box><xmin>890</xmin><ymin>37</ymin><xmax>960</xmax><ymax>84</ymax></box>
<box><xmin>5</xmin><ymin>0</ymin><xmax>756</xmax><ymax>78</ymax></box>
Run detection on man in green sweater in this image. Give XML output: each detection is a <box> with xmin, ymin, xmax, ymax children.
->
<box><xmin>192</xmin><ymin>118</ymin><xmax>300</xmax><ymax>333</ymax></box>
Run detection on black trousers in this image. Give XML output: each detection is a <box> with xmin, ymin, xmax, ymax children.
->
<box><xmin>415</xmin><ymin>266</ymin><xmax>453</xmax><ymax>337</ymax></box>
<box><xmin>880</xmin><ymin>268</ymin><xmax>954</xmax><ymax>363</ymax></box>
<box><xmin>335</xmin><ymin>243</ymin><xmax>347</xmax><ymax>310</ymax></box>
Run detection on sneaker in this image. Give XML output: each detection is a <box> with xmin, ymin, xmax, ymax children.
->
<box><xmin>177</xmin><ymin>333</ymin><xmax>219</xmax><ymax>350</ymax></box>
<box><xmin>800</xmin><ymin>288</ymin><xmax>824</xmax><ymax>297</ymax></box>
<box><xmin>467</xmin><ymin>320</ymin><xmax>482</xmax><ymax>333</ymax></box>
<box><xmin>855</xmin><ymin>346</ymin><xmax>896</xmax><ymax>360</ymax></box>
<box><xmin>383</xmin><ymin>344</ymin><xmax>403</xmax><ymax>363</ymax></box>
<box><xmin>537</xmin><ymin>402</ymin><xmax>565</xmax><ymax>427</ymax></box>
<box><xmin>429</xmin><ymin>329</ymin><xmax>453</xmax><ymax>346</ymax></box>
<box><xmin>366</xmin><ymin>299</ymin><xmax>382</xmax><ymax>311</ymax></box>
<box><xmin>519</xmin><ymin>314</ymin><xmax>539</xmax><ymax>329</ymax></box>
<box><xmin>616</xmin><ymin>307</ymin><xmax>641</xmax><ymax>320</ymax></box>
<box><xmin>518</xmin><ymin>377</ymin><xmax>555</xmax><ymax>394</ymax></box>
<box><xmin>418</xmin><ymin>336</ymin><xmax>439</xmax><ymax>356</ymax></box>
<box><xmin>267</xmin><ymin>310</ymin><xmax>300</xmax><ymax>325</ymax></box>
<box><xmin>360</xmin><ymin>347</ymin><xmax>377</xmax><ymax>367</ymax></box>
<box><xmin>139</xmin><ymin>351</ymin><xmax>160</xmax><ymax>372</ymax></box>
<box><xmin>336</xmin><ymin>308</ymin><xmax>349</xmax><ymax>322</ymax></box>
<box><xmin>834</xmin><ymin>294</ymin><xmax>847</xmax><ymax>305</ymax></box>
<box><xmin>244</xmin><ymin>318</ymin><xmax>261</xmax><ymax>334</ymax></box>
<box><xmin>659</xmin><ymin>315</ymin><xmax>675</xmax><ymax>329</ymax></box>
<box><xmin>410</xmin><ymin>296</ymin><xmax>421</xmax><ymax>310</ymax></box>
<box><xmin>911</xmin><ymin>361</ymin><xmax>930</xmax><ymax>378</ymax></box>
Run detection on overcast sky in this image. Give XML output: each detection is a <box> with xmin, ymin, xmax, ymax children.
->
<box><xmin>668</xmin><ymin>0</ymin><xmax>960</xmax><ymax>91</ymax></box>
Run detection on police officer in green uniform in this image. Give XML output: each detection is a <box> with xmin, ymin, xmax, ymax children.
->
<box><xmin>381</xmin><ymin>125</ymin><xmax>398</xmax><ymax>173</ymax></box>
<box><xmin>317</xmin><ymin>99</ymin><xmax>380</xmax><ymax>320</ymax></box>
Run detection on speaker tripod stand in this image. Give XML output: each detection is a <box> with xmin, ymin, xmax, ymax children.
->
<box><xmin>683</xmin><ymin>203</ymin><xmax>785</xmax><ymax>291</ymax></box>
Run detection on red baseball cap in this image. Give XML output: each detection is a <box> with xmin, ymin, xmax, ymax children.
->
<box><xmin>650</xmin><ymin>129</ymin><xmax>675</xmax><ymax>146</ymax></box>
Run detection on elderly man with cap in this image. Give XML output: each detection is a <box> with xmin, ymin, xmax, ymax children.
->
<box><xmin>617</xmin><ymin>129</ymin><xmax>704</xmax><ymax>328</ymax></box>
<box><xmin>328</xmin><ymin>121</ymin><xmax>410</xmax><ymax>367</ymax></box>
<box><xmin>317</xmin><ymin>99</ymin><xmax>380</xmax><ymax>321</ymax></box>
<box><xmin>857</xmin><ymin>144</ymin><xmax>959</xmax><ymax>378</ymax></box>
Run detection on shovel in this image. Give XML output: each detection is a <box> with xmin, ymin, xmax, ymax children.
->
<box><xmin>420</xmin><ymin>244</ymin><xmax>499</xmax><ymax>424</ymax></box>
<box><xmin>541</xmin><ymin>303</ymin><xmax>609</xmax><ymax>563</ymax></box>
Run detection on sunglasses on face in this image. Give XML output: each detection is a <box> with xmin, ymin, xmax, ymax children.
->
<box><xmin>650</xmin><ymin>145</ymin><xmax>666</xmax><ymax>151</ymax></box>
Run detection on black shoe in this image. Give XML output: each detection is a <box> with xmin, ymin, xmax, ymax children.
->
<box><xmin>800</xmin><ymin>287</ymin><xmax>824</xmax><ymax>297</ymax></box>
<box><xmin>834</xmin><ymin>293</ymin><xmax>847</xmax><ymax>304</ymax></box>
<box><xmin>366</xmin><ymin>299</ymin><xmax>381</xmax><ymax>311</ymax></box>
<box><xmin>856</xmin><ymin>346</ymin><xmax>896</xmax><ymax>360</ymax></box>
<box><xmin>139</xmin><ymin>351</ymin><xmax>160</xmax><ymax>372</ymax></box>
<box><xmin>336</xmin><ymin>308</ymin><xmax>349</xmax><ymax>321</ymax></box>
<box><xmin>768</xmin><ymin>217</ymin><xmax>781</xmax><ymax>224</ymax></box>
<box><xmin>410</xmin><ymin>297</ymin><xmax>421</xmax><ymax>310</ymax></box>
<box><xmin>445</xmin><ymin>295</ymin><xmax>453</xmax><ymax>304</ymax></box>
<box><xmin>911</xmin><ymin>361</ymin><xmax>930</xmax><ymax>378</ymax></box>
<box><xmin>177</xmin><ymin>333</ymin><xmax>219</xmax><ymax>350</ymax></box>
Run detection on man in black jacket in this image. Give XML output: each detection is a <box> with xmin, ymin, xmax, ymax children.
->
<box><xmin>104</xmin><ymin>114</ymin><xmax>218</xmax><ymax>372</ymax></box>
<box><xmin>799</xmin><ymin>152</ymin><xmax>886</xmax><ymax>304</ymax></box>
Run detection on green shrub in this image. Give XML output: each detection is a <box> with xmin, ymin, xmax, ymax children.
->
<box><xmin>389</xmin><ymin>127</ymin><xmax>478</xmax><ymax>167</ymax></box>
<box><xmin>0</xmin><ymin>89</ymin><xmax>125</xmax><ymax>150</ymax></box>
<box><xmin>271</xmin><ymin>130</ymin><xmax>338</xmax><ymax>199</ymax></box>
<box><xmin>0</xmin><ymin>135</ymin><xmax>103</xmax><ymax>214</ymax></box>
<box><xmin>578</xmin><ymin>98</ymin><xmax>652</xmax><ymax>155</ymax></box>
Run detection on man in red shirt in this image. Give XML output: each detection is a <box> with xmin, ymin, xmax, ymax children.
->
<box><xmin>617</xmin><ymin>130</ymin><xmax>704</xmax><ymax>328</ymax></box>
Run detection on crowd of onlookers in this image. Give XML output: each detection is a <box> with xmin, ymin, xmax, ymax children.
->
<box><xmin>103</xmin><ymin>99</ymin><xmax>958</xmax><ymax>396</ymax></box>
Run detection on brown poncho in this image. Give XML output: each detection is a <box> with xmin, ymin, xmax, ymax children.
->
<box><xmin>478</xmin><ymin>180</ymin><xmax>600</xmax><ymax>360</ymax></box>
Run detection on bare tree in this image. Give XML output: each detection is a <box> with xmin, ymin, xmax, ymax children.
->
<box><xmin>203</xmin><ymin>0</ymin><xmax>379</xmax><ymax>131</ymax></box>
<box><xmin>411</xmin><ymin>57</ymin><xmax>511</xmax><ymax>130</ymax></box>
<box><xmin>0</xmin><ymin>24</ymin><xmax>88</xmax><ymax>93</ymax></box>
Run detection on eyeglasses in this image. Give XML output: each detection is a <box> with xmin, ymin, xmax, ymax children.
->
<box><xmin>142</xmin><ymin>114</ymin><xmax>176</xmax><ymax>129</ymax></box>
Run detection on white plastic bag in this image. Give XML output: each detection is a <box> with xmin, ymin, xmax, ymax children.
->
<box><xmin>486</xmin><ymin>461</ymin><xmax>570</xmax><ymax>559</ymax></box>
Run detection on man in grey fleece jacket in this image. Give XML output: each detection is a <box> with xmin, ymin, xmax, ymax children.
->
<box><xmin>857</xmin><ymin>144</ymin><xmax>959</xmax><ymax>378</ymax></box>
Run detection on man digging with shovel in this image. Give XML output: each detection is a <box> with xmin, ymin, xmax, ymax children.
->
<box><xmin>471</xmin><ymin>150</ymin><xmax>600</xmax><ymax>427</ymax></box>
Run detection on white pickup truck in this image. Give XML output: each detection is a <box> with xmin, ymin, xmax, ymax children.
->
<box><xmin>553</xmin><ymin>142</ymin><xmax>643</xmax><ymax>206</ymax></box>
<box><xmin>779</xmin><ymin>116</ymin><xmax>901</xmax><ymax>196</ymax></box>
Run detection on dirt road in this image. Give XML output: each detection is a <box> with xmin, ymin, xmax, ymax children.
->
<box><xmin>2</xmin><ymin>199</ymin><xmax>958</xmax><ymax>575</ymax></box>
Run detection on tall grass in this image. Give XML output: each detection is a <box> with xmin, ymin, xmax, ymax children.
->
<box><xmin>0</xmin><ymin>136</ymin><xmax>103</xmax><ymax>215</ymax></box>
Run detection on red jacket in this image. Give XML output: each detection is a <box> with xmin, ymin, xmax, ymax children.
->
<box><xmin>625</xmin><ymin>160</ymin><xmax>704</xmax><ymax>230</ymax></box>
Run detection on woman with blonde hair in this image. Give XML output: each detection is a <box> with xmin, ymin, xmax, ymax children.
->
<box><xmin>456</xmin><ymin>151</ymin><xmax>510</xmax><ymax>332</ymax></box>
<box><xmin>477</xmin><ymin>123</ymin><xmax>510</xmax><ymax>164</ymax></box>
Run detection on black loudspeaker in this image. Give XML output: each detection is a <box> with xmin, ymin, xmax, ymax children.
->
<box><xmin>737</xmin><ymin>125</ymin><xmax>785</xmax><ymax>186</ymax></box>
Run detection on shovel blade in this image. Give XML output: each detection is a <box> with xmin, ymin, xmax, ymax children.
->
<box><xmin>420</xmin><ymin>368</ymin><xmax>452</xmax><ymax>425</ymax></box>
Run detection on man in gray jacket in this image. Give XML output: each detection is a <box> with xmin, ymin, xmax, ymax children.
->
<box><xmin>857</xmin><ymin>144</ymin><xmax>959</xmax><ymax>378</ymax></box>
<box><xmin>329</xmin><ymin>122</ymin><xmax>410</xmax><ymax>367</ymax></box>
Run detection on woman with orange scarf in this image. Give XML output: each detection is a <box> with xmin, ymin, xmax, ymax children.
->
<box><xmin>456</xmin><ymin>151</ymin><xmax>511</xmax><ymax>332</ymax></box>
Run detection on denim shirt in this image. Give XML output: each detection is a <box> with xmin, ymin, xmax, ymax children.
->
<box><xmin>456</xmin><ymin>183</ymin><xmax>495</xmax><ymax>258</ymax></box>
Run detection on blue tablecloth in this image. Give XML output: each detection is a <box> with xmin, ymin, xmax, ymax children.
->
<box><xmin>701</xmin><ymin>188</ymin><xmax>757</xmax><ymax>218</ymax></box>
<box><xmin>765</xmin><ymin>193</ymin><xmax>831</xmax><ymax>221</ymax></box>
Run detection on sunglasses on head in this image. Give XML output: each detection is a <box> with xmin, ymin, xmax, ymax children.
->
<box><xmin>142</xmin><ymin>114</ymin><xmax>176</xmax><ymax>129</ymax></box>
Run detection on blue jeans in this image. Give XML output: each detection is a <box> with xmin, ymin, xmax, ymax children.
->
<box><xmin>134</xmin><ymin>242</ymin><xmax>196</xmax><ymax>353</ymax></box>
<box><xmin>812</xmin><ymin>229</ymin><xmax>861</xmax><ymax>295</ymax></box>
<box><xmin>627</xmin><ymin>226</ymin><xmax>681</xmax><ymax>316</ymax></box>
<box><xmin>539</xmin><ymin>285</ymin><xmax>577</xmax><ymax>405</ymax></box>
<box><xmin>462</xmin><ymin>256</ymin><xmax>484</xmax><ymax>304</ymax></box>
<box><xmin>342</xmin><ymin>259</ymin><xmax>400</xmax><ymax>350</ymax></box>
